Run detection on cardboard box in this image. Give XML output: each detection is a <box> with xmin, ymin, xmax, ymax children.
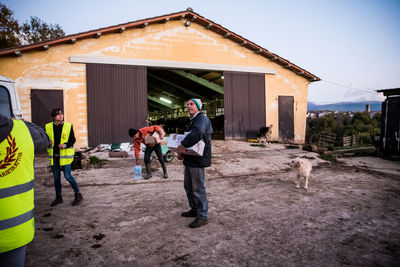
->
<box><xmin>144</xmin><ymin>131</ymin><xmax>161</xmax><ymax>145</ymax></box>
<box><xmin>167</xmin><ymin>133</ymin><xmax>205</xmax><ymax>156</ymax></box>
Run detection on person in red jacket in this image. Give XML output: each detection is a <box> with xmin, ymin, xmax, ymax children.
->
<box><xmin>129</xmin><ymin>125</ymin><xmax>168</xmax><ymax>179</ymax></box>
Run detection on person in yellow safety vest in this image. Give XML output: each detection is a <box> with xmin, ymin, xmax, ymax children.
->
<box><xmin>45</xmin><ymin>108</ymin><xmax>83</xmax><ymax>206</ymax></box>
<box><xmin>0</xmin><ymin>114</ymin><xmax>49</xmax><ymax>266</ymax></box>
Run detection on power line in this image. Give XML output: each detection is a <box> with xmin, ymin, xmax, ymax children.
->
<box><xmin>321</xmin><ymin>80</ymin><xmax>377</xmax><ymax>94</ymax></box>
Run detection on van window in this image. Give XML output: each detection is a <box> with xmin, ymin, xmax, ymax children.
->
<box><xmin>0</xmin><ymin>85</ymin><xmax>12</xmax><ymax>118</ymax></box>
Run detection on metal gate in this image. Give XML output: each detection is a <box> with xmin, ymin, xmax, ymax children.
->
<box><xmin>86</xmin><ymin>64</ymin><xmax>147</xmax><ymax>146</ymax></box>
<box><xmin>224</xmin><ymin>71</ymin><xmax>265</xmax><ymax>139</ymax></box>
<box><xmin>31</xmin><ymin>89</ymin><xmax>63</xmax><ymax>130</ymax></box>
<box><xmin>278</xmin><ymin>95</ymin><xmax>294</xmax><ymax>142</ymax></box>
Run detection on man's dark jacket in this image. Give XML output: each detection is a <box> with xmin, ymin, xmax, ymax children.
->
<box><xmin>181</xmin><ymin>112</ymin><xmax>213</xmax><ymax>168</ymax></box>
<box><xmin>0</xmin><ymin>115</ymin><xmax>49</xmax><ymax>153</ymax></box>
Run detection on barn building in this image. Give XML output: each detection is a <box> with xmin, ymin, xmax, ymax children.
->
<box><xmin>377</xmin><ymin>88</ymin><xmax>400</xmax><ymax>154</ymax></box>
<box><xmin>0</xmin><ymin>8</ymin><xmax>319</xmax><ymax>148</ymax></box>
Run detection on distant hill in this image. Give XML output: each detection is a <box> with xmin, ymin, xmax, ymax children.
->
<box><xmin>307</xmin><ymin>101</ymin><xmax>382</xmax><ymax>112</ymax></box>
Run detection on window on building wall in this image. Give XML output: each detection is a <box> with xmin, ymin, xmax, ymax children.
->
<box><xmin>0</xmin><ymin>86</ymin><xmax>12</xmax><ymax>118</ymax></box>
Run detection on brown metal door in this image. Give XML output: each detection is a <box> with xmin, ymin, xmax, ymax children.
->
<box><xmin>278</xmin><ymin>95</ymin><xmax>294</xmax><ymax>142</ymax></box>
<box><xmin>31</xmin><ymin>89</ymin><xmax>63</xmax><ymax>130</ymax></box>
<box><xmin>86</xmin><ymin>64</ymin><xmax>147</xmax><ymax>146</ymax></box>
<box><xmin>224</xmin><ymin>71</ymin><xmax>265</xmax><ymax>139</ymax></box>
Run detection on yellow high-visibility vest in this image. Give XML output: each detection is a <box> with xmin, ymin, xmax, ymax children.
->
<box><xmin>45</xmin><ymin>122</ymin><xmax>75</xmax><ymax>166</ymax></box>
<box><xmin>0</xmin><ymin>119</ymin><xmax>35</xmax><ymax>253</ymax></box>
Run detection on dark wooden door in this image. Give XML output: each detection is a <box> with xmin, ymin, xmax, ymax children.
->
<box><xmin>86</xmin><ymin>64</ymin><xmax>147</xmax><ymax>146</ymax></box>
<box><xmin>224</xmin><ymin>72</ymin><xmax>265</xmax><ymax>139</ymax></box>
<box><xmin>382</xmin><ymin>97</ymin><xmax>400</xmax><ymax>152</ymax></box>
<box><xmin>278</xmin><ymin>95</ymin><xmax>294</xmax><ymax>142</ymax></box>
<box><xmin>31</xmin><ymin>89</ymin><xmax>63</xmax><ymax>130</ymax></box>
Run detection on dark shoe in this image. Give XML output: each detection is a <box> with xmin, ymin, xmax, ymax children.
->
<box><xmin>144</xmin><ymin>163</ymin><xmax>152</xmax><ymax>180</ymax></box>
<box><xmin>72</xmin><ymin>193</ymin><xmax>83</xmax><ymax>205</ymax></box>
<box><xmin>189</xmin><ymin>217</ymin><xmax>208</xmax><ymax>228</ymax></box>
<box><xmin>161</xmin><ymin>162</ymin><xmax>168</xmax><ymax>179</ymax></box>
<box><xmin>50</xmin><ymin>196</ymin><xmax>63</xmax><ymax>206</ymax></box>
<box><xmin>181</xmin><ymin>209</ymin><xmax>197</xmax><ymax>217</ymax></box>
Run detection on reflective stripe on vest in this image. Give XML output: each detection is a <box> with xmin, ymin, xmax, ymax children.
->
<box><xmin>0</xmin><ymin>180</ymin><xmax>34</xmax><ymax>199</ymax></box>
<box><xmin>45</xmin><ymin>122</ymin><xmax>75</xmax><ymax>166</ymax></box>
<box><xmin>0</xmin><ymin>210</ymin><xmax>34</xmax><ymax>231</ymax></box>
<box><xmin>0</xmin><ymin>119</ymin><xmax>35</xmax><ymax>253</ymax></box>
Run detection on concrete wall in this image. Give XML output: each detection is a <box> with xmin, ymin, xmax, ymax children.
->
<box><xmin>0</xmin><ymin>19</ymin><xmax>310</xmax><ymax>147</ymax></box>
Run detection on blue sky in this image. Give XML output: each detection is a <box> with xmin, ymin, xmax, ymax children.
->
<box><xmin>3</xmin><ymin>0</ymin><xmax>400</xmax><ymax>104</ymax></box>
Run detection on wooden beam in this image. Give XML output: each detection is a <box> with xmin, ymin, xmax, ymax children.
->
<box><xmin>71</xmin><ymin>55</ymin><xmax>276</xmax><ymax>74</ymax></box>
<box><xmin>170</xmin><ymin>70</ymin><xmax>224</xmax><ymax>95</ymax></box>
<box><xmin>148</xmin><ymin>73</ymin><xmax>206</xmax><ymax>99</ymax></box>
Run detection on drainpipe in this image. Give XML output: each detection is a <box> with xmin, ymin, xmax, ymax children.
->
<box><xmin>383</xmin><ymin>99</ymin><xmax>388</xmax><ymax>150</ymax></box>
<box><xmin>396</xmin><ymin>121</ymin><xmax>400</xmax><ymax>151</ymax></box>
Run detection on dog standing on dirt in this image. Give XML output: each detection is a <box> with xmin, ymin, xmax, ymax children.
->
<box><xmin>289</xmin><ymin>157</ymin><xmax>312</xmax><ymax>190</ymax></box>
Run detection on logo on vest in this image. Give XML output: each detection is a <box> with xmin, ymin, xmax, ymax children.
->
<box><xmin>0</xmin><ymin>134</ymin><xmax>22</xmax><ymax>178</ymax></box>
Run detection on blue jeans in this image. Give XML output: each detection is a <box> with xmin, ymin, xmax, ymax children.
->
<box><xmin>184</xmin><ymin>166</ymin><xmax>208</xmax><ymax>218</ymax></box>
<box><xmin>52</xmin><ymin>163</ymin><xmax>80</xmax><ymax>197</ymax></box>
<box><xmin>0</xmin><ymin>245</ymin><xmax>26</xmax><ymax>267</ymax></box>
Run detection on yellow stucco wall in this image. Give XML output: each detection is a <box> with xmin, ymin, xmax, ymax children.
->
<box><xmin>0</xmin><ymin>19</ymin><xmax>310</xmax><ymax>147</ymax></box>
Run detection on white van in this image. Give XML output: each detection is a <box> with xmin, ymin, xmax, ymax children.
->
<box><xmin>0</xmin><ymin>75</ymin><xmax>23</xmax><ymax>119</ymax></box>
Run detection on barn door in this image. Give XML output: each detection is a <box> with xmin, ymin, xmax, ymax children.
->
<box><xmin>31</xmin><ymin>89</ymin><xmax>63</xmax><ymax>130</ymax></box>
<box><xmin>86</xmin><ymin>64</ymin><xmax>147</xmax><ymax>147</ymax></box>
<box><xmin>278</xmin><ymin>95</ymin><xmax>294</xmax><ymax>142</ymax></box>
<box><xmin>224</xmin><ymin>72</ymin><xmax>265</xmax><ymax>139</ymax></box>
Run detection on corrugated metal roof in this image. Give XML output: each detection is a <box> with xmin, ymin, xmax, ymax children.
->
<box><xmin>0</xmin><ymin>8</ymin><xmax>320</xmax><ymax>82</ymax></box>
<box><xmin>377</xmin><ymin>88</ymin><xmax>400</xmax><ymax>96</ymax></box>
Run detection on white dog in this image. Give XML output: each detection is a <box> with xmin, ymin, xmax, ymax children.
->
<box><xmin>289</xmin><ymin>157</ymin><xmax>312</xmax><ymax>189</ymax></box>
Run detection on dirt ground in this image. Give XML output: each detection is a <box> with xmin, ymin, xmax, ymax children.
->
<box><xmin>27</xmin><ymin>141</ymin><xmax>400</xmax><ymax>266</ymax></box>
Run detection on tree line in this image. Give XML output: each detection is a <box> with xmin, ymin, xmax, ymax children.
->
<box><xmin>0</xmin><ymin>3</ymin><xmax>65</xmax><ymax>49</ymax></box>
<box><xmin>306</xmin><ymin>112</ymin><xmax>381</xmax><ymax>147</ymax></box>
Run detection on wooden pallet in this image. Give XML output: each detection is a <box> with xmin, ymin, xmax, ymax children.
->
<box><xmin>318</xmin><ymin>132</ymin><xmax>336</xmax><ymax>147</ymax></box>
<box><xmin>343</xmin><ymin>135</ymin><xmax>357</xmax><ymax>147</ymax></box>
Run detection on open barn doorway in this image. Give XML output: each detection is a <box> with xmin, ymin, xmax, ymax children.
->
<box><xmin>146</xmin><ymin>68</ymin><xmax>225</xmax><ymax>139</ymax></box>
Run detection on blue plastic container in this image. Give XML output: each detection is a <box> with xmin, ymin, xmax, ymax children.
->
<box><xmin>134</xmin><ymin>164</ymin><xmax>142</xmax><ymax>180</ymax></box>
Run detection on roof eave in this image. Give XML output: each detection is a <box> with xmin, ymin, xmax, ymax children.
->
<box><xmin>0</xmin><ymin>9</ymin><xmax>320</xmax><ymax>82</ymax></box>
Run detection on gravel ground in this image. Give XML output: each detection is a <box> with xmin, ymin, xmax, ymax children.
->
<box><xmin>27</xmin><ymin>141</ymin><xmax>400</xmax><ymax>266</ymax></box>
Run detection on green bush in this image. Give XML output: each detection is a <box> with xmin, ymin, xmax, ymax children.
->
<box><xmin>357</xmin><ymin>132</ymin><xmax>372</xmax><ymax>145</ymax></box>
<box><xmin>320</xmin><ymin>154</ymin><xmax>337</xmax><ymax>162</ymax></box>
<box><xmin>89</xmin><ymin>156</ymin><xmax>100</xmax><ymax>164</ymax></box>
<box><xmin>306</xmin><ymin>111</ymin><xmax>380</xmax><ymax>147</ymax></box>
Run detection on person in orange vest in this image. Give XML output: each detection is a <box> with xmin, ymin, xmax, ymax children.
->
<box><xmin>129</xmin><ymin>125</ymin><xmax>168</xmax><ymax>179</ymax></box>
<box><xmin>0</xmin><ymin>114</ymin><xmax>49</xmax><ymax>266</ymax></box>
<box><xmin>45</xmin><ymin>108</ymin><xmax>83</xmax><ymax>206</ymax></box>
